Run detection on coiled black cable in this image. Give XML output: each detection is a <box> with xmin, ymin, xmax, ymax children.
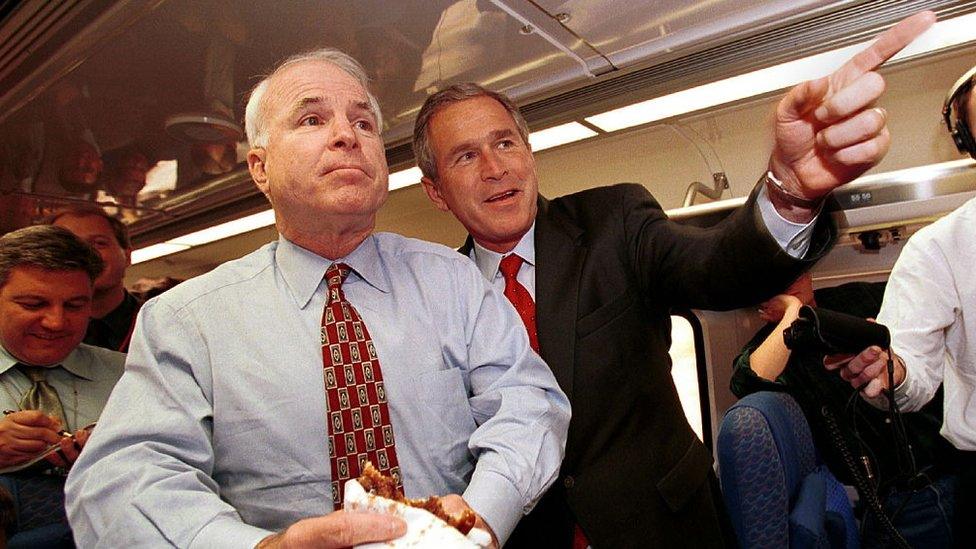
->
<box><xmin>820</xmin><ymin>403</ymin><xmax>911</xmax><ymax>549</ymax></box>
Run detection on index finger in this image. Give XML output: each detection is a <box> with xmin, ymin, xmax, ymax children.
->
<box><xmin>833</xmin><ymin>11</ymin><xmax>936</xmax><ymax>86</ymax></box>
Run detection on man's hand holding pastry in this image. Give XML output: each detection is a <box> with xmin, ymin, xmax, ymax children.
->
<box><xmin>439</xmin><ymin>494</ymin><xmax>499</xmax><ymax>549</ymax></box>
<box><xmin>256</xmin><ymin>511</ymin><xmax>407</xmax><ymax>549</ymax></box>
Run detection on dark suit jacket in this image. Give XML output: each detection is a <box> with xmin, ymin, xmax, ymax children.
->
<box><xmin>462</xmin><ymin>183</ymin><xmax>834</xmax><ymax>548</ymax></box>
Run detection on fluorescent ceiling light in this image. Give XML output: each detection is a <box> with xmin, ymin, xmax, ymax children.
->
<box><xmin>387</xmin><ymin>123</ymin><xmax>600</xmax><ymax>190</ymax></box>
<box><xmin>131</xmin><ymin>210</ymin><xmax>275</xmax><ymax>264</ymax></box>
<box><xmin>896</xmin><ymin>11</ymin><xmax>976</xmax><ymax>59</ymax></box>
<box><xmin>132</xmin><ymin>165</ymin><xmax>427</xmax><ymax>265</ymax></box>
<box><xmin>390</xmin><ymin>166</ymin><xmax>423</xmax><ymax>190</ymax></box>
<box><xmin>586</xmin><ymin>12</ymin><xmax>976</xmax><ymax>132</ymax></box>
<box><xmin>848</xmin><ymin>157</ymin><xmax>975</xmax><ymax>185</ymax></box>
<box><xmin>132</xmin><ymin>165</ymin><xmax>431</xmax><ymax>264</ymax></box>
<box><xmin>132</xmin><ymin>243</ymin><xmax>190</xmax><ymax>264</ymax></box>
<box><xmin>529</xmin><ymin>122</ymin><xmax>598</xmax><ymax>151</ymax></box>
<box><xmin>167</xmin><ymin>209</ymin><xmax>276</xmax><ymax>247</ymax></box>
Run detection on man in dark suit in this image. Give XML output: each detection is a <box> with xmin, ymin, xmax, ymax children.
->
<box><xmin>411</xmin><ymin>13</ymin><xmax>934</xmax><ymax>548</ymax></box>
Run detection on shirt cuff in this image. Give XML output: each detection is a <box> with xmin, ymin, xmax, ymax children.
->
<box><xmin>190</xmin><ymin>517</ymin><xmax>273</xmax><ymax>549</ymax></box>
<box><xmin>756</xmin><ymin>183</ymin><xmax>819</xmax><ymax>259</ymax></box>
<box><xmin>463</xmin><ymin>467</ymin><xmax>524</xmax><ymax>546</ymax></box>
<box><xmin>892</xmin><ymin>360</ymin><xmax>916</xmax><ymax>409</ymax></box>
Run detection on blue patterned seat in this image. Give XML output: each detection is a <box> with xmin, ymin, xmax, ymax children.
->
<box><xmin>0</xmin><ymin>474</ymin><xmax>73</xmax><ymax>548</ymax></box>
<box><xmin>717</xmin><ymin>391</ymin><xmax>858</xmax><ymax>548</ymax></box>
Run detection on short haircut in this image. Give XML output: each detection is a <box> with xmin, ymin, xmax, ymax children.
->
<box><xmin>0</xmin><ymin>225</ymin><xmax>104</xmax><ymax>288</ymax></box>
<box><xmin>244</xmin><ymin>48</ymin><xmax>383</xmax><ymax>148</ymax></box>
<box><xmin>957</xmin><ymin>88</ymin><xmax>974</xmax><ymax>135</ymax></box>
<box><xmin>46</xmin><ymin>206</ymin><xmax>132</xmax><ymax>250</ymax></box>
<box><xmin>412</xmin><ymin>83</ymin><xmax>531</xmax><ymax>181</ymax></box>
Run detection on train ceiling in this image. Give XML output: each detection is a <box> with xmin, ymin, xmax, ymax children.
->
<box><xmin>1</xmin><ymin>0</ymin><xmax>973</xmax><ymax>242</ymax></box>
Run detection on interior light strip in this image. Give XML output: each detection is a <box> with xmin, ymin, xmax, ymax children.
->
<box><xmin>529</xmin><ymin>122</ymin><xmax>598</xmax><ymax>151</ymax></box>
<box><xmin>132</xmin><ymin>166</ymin><xmax>429</xmax><ymax>264</ymax></box>
<box><xmin>131</xmin><ymin>243</ymin><xmax>191</xmax><ymax>264</ymax></box>
<box><xmin>387</xmin><ymin>121</ymin><xmax>600</xmax><ymax>196</ymax></box>
<box><xmin>586</xmin><ymin>12</ymin><xmax>976</xmax><ymax>132</ymax></box>
<box><xmin>389</xmin><ymin>166</ymin><xmax>423</xmax><ymax>190</ymax></box>
<box><xmin>166</xmin><ymin>209</ymin><xmax>277</xmax><ymax>247</ymax></box>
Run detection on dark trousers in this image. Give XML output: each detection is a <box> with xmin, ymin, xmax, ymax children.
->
<box><xmin>950</xmin><ymin>451</ymin><xmax>976</xmax><ymax>549</ymax></box>
<box><xmin>861</xmin><ymin>474</ymin><xmax>957</xmax><ymax>548</ymax></box>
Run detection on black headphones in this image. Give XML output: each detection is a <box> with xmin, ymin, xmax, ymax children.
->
<box><xmin>942</xmin><ymin>65</ymin><xmax>976</xmax><ymax>158</ymax></box>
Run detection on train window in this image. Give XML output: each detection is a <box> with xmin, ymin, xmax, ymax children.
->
<box><xmin>669</xmin><ymin>314</ymin><xmax>706</xmax><ymax>443</ymax></box>
<box><xmin>143</xmin><ymin>160</ymin><xmax>179</xmax><ymax>198</ymax></box>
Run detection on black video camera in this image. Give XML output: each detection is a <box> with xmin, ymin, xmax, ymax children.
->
<box><xmin>783</xmin><ymin>305</ymin><xmax>890</xmax><ymax>355</ymax></box>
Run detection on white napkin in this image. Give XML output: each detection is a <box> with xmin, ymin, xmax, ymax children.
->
<box><xmin>343</xmin><ymin>479</ymin><xmax>492</xmax><ymax>548</ymax></box>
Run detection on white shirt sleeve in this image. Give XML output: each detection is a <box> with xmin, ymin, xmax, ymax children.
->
<box><xmin>880</xmin><ymin>237</ymin><xmax>958</xmax><ymax>412</ymax></box>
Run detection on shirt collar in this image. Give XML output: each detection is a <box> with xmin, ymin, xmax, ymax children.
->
<box><xmin>470</xmin><ymin>223</ymin><xmax>536</xmax><ymax>282</ymax></box>
<box><xmin>0</xmin><ymin>344</ymin><xmax>95</xmax><ymax>380</ymax></box>
<box><xmin>275</xmin><ymin>234</ymin><xmax>391</xmax><ymax>309</ymax></box>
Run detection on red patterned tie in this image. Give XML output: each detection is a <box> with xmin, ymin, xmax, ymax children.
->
<box><xmin>322</xmin><ymin>263</ymin><xmax>401</xmax><ymax>508</ymax></box>
<box><xmin>498</xmin><ymin>254</ymin><xmax>538</xmax><ymax>352</ymax></box>
<box><xmin>499</xmin><ymin>255</ymin><xmax>589</xmax><ymax>548</ymax></box>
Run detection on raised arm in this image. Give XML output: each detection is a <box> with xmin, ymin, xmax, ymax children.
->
<box><xmin>768</xmin><ymin>11</ymin><xmax>936</xmax><ymax>222</ymax></box>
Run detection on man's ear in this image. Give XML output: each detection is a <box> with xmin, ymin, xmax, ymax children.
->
<box><xmin>421</xmin><ymin>176</ymin><xmax>451</xmax><ymax>212</ymax></box>
<box><xmin>247</xmin><ymin>148</ymin><xmax>270</xmax><ymax>197</ymax></box>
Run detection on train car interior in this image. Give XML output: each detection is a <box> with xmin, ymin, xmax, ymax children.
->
<box><xmin>3</xmin><ymin>0</ymin><xmax>976</xmax><ymax>545</ymax></box>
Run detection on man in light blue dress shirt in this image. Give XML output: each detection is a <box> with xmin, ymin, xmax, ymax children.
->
<box><xmin>0</xmin><ymin>225</ymin><xmax>125</xmax><ymax>546</ymax></box>
<box><xmin>65</xmin><ymin>48</ymin><xmax>570</xmax><ymax>548</ymax></box>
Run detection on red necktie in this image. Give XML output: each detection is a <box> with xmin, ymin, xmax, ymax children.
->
<box><xmin>322</xmin><ymin>263</ymin><xmax>402</xmax><ymax>508</ymax></box>
<box><xmin>500</xmin><ymin>255</ymin><xmax>589</xmax><ymax>548</ymax></box>
<box><xmin>499</xmin><ymin>254</ymin><xmax>538</xmax><ymax>352</ymax></box>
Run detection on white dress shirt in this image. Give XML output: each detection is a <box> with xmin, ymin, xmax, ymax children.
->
<box><xmin>884</xmin><ymin>197</ymin><xmax>976</xmax><ymax>450</ymax></box>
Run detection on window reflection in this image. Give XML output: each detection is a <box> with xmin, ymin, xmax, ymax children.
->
<box><xmin>669</xmin><ymin>315</ymin><xmax>703</xmax><ymax>441</ymax></box>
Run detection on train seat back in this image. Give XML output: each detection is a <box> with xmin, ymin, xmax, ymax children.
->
<box><xmin>717</xmin><ymin>391</ymin><xmax>859</xmax><ymax>548</ymax></box>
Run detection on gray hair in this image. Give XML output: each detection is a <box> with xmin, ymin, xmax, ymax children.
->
<box><xmin>412</xmin><ymin>83</ymin><xmax>531</xmax><ymax>181</ymax></box>
<box><xmin>245</xmin><ymin>48</ymin><xmax>383</xmax><ymax>148</ymax></box>
<box><xmin>0</xmin><ymin>225</ymin><xmax>104</xmax><ymax>289</ymax></box>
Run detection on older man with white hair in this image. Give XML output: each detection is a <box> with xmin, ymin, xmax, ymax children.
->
<box><xmin>65</xmin><ymin>48</ymin><xmax>569</xmax><ymax>549</ymax></box>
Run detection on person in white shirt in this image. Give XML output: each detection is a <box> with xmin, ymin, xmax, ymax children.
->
<box><xmin>832</xmin><ymin>62</ymin><xmax>976</xmax><ymax>547</ymax></box>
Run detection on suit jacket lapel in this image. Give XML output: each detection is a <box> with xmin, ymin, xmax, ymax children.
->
<box><xmin>534</xmin><ymin>196</ymin><xmax>585</xmax><ymax>401</ymax></box>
